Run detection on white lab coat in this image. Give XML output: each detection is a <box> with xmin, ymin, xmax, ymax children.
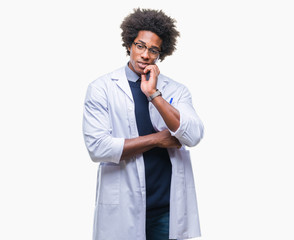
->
<box><xmin>83</xmin><ymin>66</ymin><xmax>204</xmax><ymax>240</ymax></box>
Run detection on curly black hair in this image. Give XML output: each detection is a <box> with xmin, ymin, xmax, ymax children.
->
<box><xmin>120</xmin><ymin>8</ymin><xmax>180</xmax><ymax>61</ymax></box>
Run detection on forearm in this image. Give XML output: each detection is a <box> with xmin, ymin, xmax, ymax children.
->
<box><xmin>120</xmin><ymin>129</ymin><xmax>181</xmax><ymax>161</ymax></box>
<box><xmin>120</xmin><ymin>134</ymin><xmax>157</xmax><ymax>160</ymax></box>
<box><xmin>151</xmin><ymin>96</ymin><xmax>180</xmax><ymax>132</ymax></box>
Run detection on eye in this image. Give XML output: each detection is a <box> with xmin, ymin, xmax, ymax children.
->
<box><xmin>149</xmin><ymin>48</ymin><xmax>159</xmax><ymax>55</ymax></box>
<box><xmin>136</xmin><ymin>44</ymin><xmax>145</xmax><ymax>49</ymax></box>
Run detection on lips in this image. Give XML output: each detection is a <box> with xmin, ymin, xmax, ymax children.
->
<box><xmin>137</xmin><ymin>62</ymin><xmax>149</xmax><ymax>69</ymax></box>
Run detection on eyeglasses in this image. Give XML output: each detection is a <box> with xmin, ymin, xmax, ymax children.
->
<box><xmin>133</xmin><ymin>42</ymin><xmax>161</xmax><ymax>57</ymax></box>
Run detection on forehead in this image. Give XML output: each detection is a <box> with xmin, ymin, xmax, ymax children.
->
<box><xmin>134</xmin><ymin>30</ymin><xmax>162</xmax><ymax>48</ymax></box>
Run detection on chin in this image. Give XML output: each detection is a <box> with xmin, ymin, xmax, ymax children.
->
<box><xmin>135</xmin><ymin>66</ymin><xmax>144</xmax><ymax>75</ymax></box>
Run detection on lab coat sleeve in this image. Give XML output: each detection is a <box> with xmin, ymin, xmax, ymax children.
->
<box><xmin>169</xmin><ymin>85</ymin><xmax>204</xmax><ymax>147</ymax></box>
<box><xmin>83</xmin><ymin>82</ymin><xmax>124</xmax><ymax>164</ymax></box>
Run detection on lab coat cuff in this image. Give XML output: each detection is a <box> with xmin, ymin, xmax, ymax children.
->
<box><xmin>169</xmin><ymin>111</ymin><xmax>186</xmax><ymax>139</ymax></box>
<box><xmin>112</xmin><ymin>138</ymin><xmax>125</xmax><ymax>164</ymax></box>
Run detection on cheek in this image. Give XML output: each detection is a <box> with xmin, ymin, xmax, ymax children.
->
<box><xmin>130</xmin><ymin>51</ymin><xmax>137</xmax><ymax>61</ymax></box>
<box><xmin>129</xmin><ymin>52</ymin><xmax>138</xmax><ymax>66</ymax></box>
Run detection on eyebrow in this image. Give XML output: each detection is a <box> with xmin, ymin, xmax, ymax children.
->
<box><xmin>138</xmin><ymin>40</ymin><xmax>160</xmax><ymax>50</ymax></box>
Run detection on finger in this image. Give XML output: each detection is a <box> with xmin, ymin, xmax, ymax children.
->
<box><xmin>148</xmin><ymin>67</ymin><xmax>158</xmax><ymax>80</ymax></box>
<box><xmin>141</xmin><ymin>73</ymin><xmax>147</xmax><ymax>82</ymax></box>
<box><xmin>143</xmin><ymin>65</ymin><xmax>152</xmax><ymax>74</ymax></box>
<box><xmin>174</xmin><ymin>138</ymin><xmax>182</xmax><ymax>149</ymax></box>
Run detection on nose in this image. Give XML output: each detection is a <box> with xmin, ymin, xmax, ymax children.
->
<box><xmin>140</xmin><ymin>48</ymin><xmax>150</xmax><ymax>59</ymax></box>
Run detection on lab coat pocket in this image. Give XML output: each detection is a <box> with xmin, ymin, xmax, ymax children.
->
<box><xmin>98</xmin><ymin>164</ymin><xmax>120</xmax><ymax>204</ymax></box>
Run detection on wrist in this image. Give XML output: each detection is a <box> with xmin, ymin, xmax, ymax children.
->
<box><xmin>151</xmin><ymin>132</ymin><xmax>160</xmax><ymax>147</ymax></box>
<box><xmin>147</xmin><ymin>89</ymin><xmax>162</xmax><ymax>102</ymax></box>
<box><xmin>146</xmin><ymin>89</ymin><xmax>157</xmax><ymax>97</ymax></box>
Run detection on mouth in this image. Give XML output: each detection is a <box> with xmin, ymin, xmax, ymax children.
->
<box><xmin>137</xmin><ymin>62</ymin><xmax>149</xmax><ymax>69</ymax></box>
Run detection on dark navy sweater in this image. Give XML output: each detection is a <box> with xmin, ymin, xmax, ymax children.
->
<box><xmin>126</xmin><ymin>67</ymin><xmax>172</xmax><ymax>218</ymax></box>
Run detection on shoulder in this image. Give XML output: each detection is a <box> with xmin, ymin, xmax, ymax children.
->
<box><xmin>85</xmin><ymin>66</ymin><xmax>125</xmax><ymax>99</ymax></box>
<box><xmin>159</xmin><ymin>73</ymin><xmax>188</xmax><ymax>92</ymax></box>
<box><xmin>89</xmin><ymin>66</ymin><xmax>125</xmax><ymax>88</ymax></box>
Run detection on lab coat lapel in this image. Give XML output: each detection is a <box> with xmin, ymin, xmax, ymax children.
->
<box><xmin>111</xmin><ymin>67</ymin><xmax>134</xmax><ymax>102</ymax></box>
<box><xmin>156</xmin><ymin>74</ymin><xmax>169</xmax><ymax>91</ymax></box>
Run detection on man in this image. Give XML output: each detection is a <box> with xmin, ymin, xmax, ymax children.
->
<box><xmin>83</xmin><ymin>8</ymin><xmax>204</xmax><ymax>240</ymax></box>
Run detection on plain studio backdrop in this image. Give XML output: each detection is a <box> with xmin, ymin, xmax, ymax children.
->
<box><xmin>0</xmin><ymin>0</ymin><xmax>293</xmax><ymax>239</ymax></box>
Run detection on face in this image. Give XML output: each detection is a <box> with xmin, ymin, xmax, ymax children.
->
<box><xmin>128</xmin><ymin>30</ymin><xmax>162</xmax><ymax>76</ymax></box>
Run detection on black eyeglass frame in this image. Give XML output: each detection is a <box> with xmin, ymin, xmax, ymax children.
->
<box><xmin>132</xmin><ymin>42</ymin><xmax>161</xmax><ymax>57</ymax></box>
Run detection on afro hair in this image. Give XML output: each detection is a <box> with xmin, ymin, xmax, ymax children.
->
<box><xmin>120</xmin><ymin>8</ymin><xmax>180</xmax><ymax>61</ymax></box>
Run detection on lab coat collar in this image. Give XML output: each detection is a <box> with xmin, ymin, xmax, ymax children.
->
<box><xmin>111</xmin><ymin>67</ymin><xmax>134</xmax><ymax>102</ymax></box>
<box><xmin>111</xmin><ymin>66</ymin><xmax>169</xmax><ymax>102</ymax></box>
